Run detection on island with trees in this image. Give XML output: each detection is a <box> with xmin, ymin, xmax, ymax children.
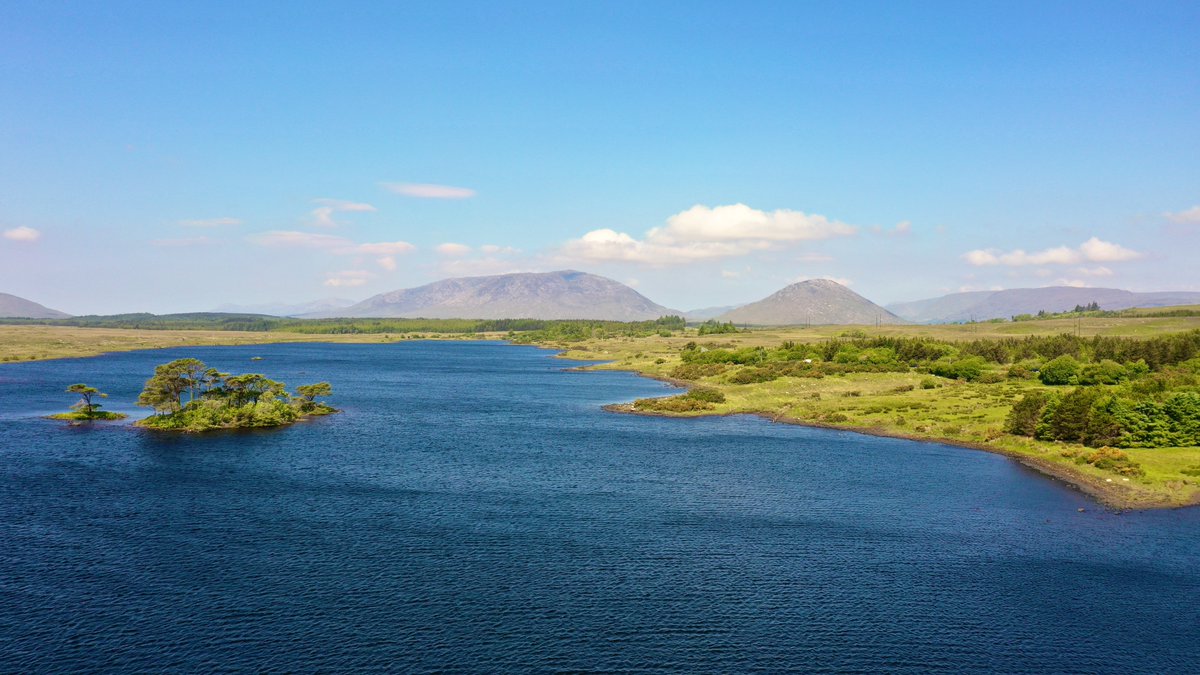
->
<box><xmin>47</xmin><ymin>383</ymin><xmax>128</xmax><ymax>422</ymax></box>
<box><xmin>133</xmin><ymin>357</ymin><xmax>337</xmax><ymax>432</ymax></box>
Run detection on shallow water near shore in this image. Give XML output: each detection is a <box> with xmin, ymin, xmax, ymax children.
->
<box><xmin>2</xmin><ymin>341</ymin><xmax>1198</xmax><ymax>672</ymax></box>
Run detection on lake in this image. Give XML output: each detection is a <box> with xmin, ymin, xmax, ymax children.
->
<box><xmin>2</xmin><ymin>341</ymin><xmax>1198</xmax><ymax>672</ymax></box>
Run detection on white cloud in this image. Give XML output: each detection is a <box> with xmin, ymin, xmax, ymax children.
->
<box><xmin>377</xmin><ymin>256</ymin><xmax>397</xmax><ymax>271</ymax></box>
<box><xmin>436</xmin><ymin>242</ymin><xmax>472</xmax><ymax>257</ymax></box>
<box><xmin>963</xmin><ymin>238</ymin><xmax>1141</xmax><ymax>267</ymax></box>
<box><xmin>1076</xmin><ymin>266</ymin><xmax>1114</xmax><ymax>277</ymax></box>
<box><xmin>480</xmin><ymin>244</ymin><xmax>520</xmax><ymax>255</ymax></box>
<box><xmin>1165</xmin><ymin>205</ymin><xmax>1200</xmax><ymax>225</ymax></box>
<box><xmin>324</xmin><ymin>270</ymin><xmax>372</xmax><ymax>288</ymax></box>
<box><xmin>721</xmin><ymin>269</ymin><xmax>740</xmax><ymax>279</ymax></box>
<box><xmin>3</xmin><ymin>226</ymin><xmax>40</xmax><ymax>242</ymax></box>
<box><xmin>560</xmin><ymin>203</ymin><xmax>858</xmax><ymax>265</ymax></box>
<box><xmin>383</xmin><ymin>182</ymin><xmax>476</xmax><ymax>199</ymax></box>
<box><xmin>1078</xmin><ymin>237</ymin><xmax>1141</xmax><ymax>262</ymax></box>
<box><xmin>311</xmin><ymin>199</ymin><xmax>377</xmax><ymax>228</ymax></box>
<box><xmin>179</xmin><ymin>217</ymin><xmax>241</xmax><ymax>228</ymax></box>
<box><xmin>1056</xmin><ymin>279</ymin><xmax>1090</xmax><ymax>288</ymax></box>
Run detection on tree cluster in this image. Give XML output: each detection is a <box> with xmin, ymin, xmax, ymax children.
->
<box><xmin>136</xmin><ymin>358</ymin><xmax>335</xmax><ymax>431</ymax></box>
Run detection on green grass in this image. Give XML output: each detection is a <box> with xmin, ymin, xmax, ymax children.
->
<box><xmin>553</xmin><ymin>324</ymin><xmax>1200</xmax><ymax>509</ymax></box>
<box><xmin>46</xmin><ymin>411</ymin><xmax>127</xmax><ymax>421</ymax></box>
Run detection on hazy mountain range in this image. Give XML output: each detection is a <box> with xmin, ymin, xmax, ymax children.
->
<box><xmin>212</xmin><ymin>298</ymin><xmax>357</xmax><ymax>317</ymax></box>
<box><xmin>0</xmin><ymin>292</ymin><xmax>69</xmax><ymax>319</ymax></box>
<box><xmin>304</xmin><ymin>270</ymin><xmax>679</xmax><ymax>321</ymax></box>
<box><xmin>5</xmin><ymin>276</ymin><xmax>1200</xmax><ymax>325</ymax></box>
<box><xmin>886</xmin><ymin>287</ymin><xmax>1200</xmax><ymax>324</ymax></box>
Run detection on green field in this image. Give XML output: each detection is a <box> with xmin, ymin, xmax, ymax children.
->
<box><xmin>542</xmin><ymin>319</ymin><xmax>1200</xmax><ymax>510</ymax></box>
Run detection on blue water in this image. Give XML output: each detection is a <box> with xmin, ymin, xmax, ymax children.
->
<box><xmin>1</xmin><ymin>342</ymin><xmax>1198</xmax><ymax>673</ymax></box>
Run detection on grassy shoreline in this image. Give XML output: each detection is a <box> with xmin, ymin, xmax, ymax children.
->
<box><xmin>543</xmin><ymin>334</ymin><xmax>1200</xmax><ymax>511</ymax></box>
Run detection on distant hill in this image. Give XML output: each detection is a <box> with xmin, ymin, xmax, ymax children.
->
<box><xmin>716</xmin><ymin>279</ymin><xmax>906</xmax><ymax>326</ymax></box>
<box><xmin>0</xmin><ymin>292</ymin><xmax>70</xmax><ymax>319</ymax></box>
<box><xmin>307</xmin><ymin>270</ymin><xmax>680</xmax><ymax>320</ymax></box>
<box><xmin>887</xmin><ymin>287</ymin><xmax>1200</xmax><ymax>323</ymax></box>
<box><xmin>212</xmin><ymin>298</ymin><xmax>356</xmax><ymax>317</ymax></box>
<box><xmin>683</xmin><ymin>305</ymin><xmax>741</xmax><ymax>321</ymax></box>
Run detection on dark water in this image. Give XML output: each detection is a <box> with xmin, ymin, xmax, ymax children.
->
<box><xmin>1</xmin><ymin>342</ymin><xmax>1198</xmax><ymax>673</ymax></box>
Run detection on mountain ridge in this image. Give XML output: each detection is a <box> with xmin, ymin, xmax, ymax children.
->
<box><xmin>887</xmin><ymin>286</ymin><xmax>1200</xmax><ymax>323</ymax></box>
<box><xmin>306</xmin><ymin>270</ymin><xmax>680</xmax><ymax>320</ymax></box>
<box><xmin>0</xmin><ymin>292</ymin><xmax>70</xmax><ymax>319</ymax></box>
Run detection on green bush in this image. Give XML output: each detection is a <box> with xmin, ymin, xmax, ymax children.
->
<box><xmin>1039</xmin><ymin>355</ymin><xmax>1081</xmax><ymax>385</ymax></box>
<box><xmin>1005</xmin><ymin>391</ymin><xmax>1050</xmax><ymax>436</ymax></box>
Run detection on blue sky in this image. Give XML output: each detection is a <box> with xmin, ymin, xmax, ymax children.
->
<box><xmin>1</xmin><ymin>1</ymin><xmax>1197</xmax><ymax>314</ymax></box>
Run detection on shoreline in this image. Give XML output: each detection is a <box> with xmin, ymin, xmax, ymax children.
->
<box><xmin>6</xmin><ymin>331</ymin><xmax>1196</xmax><ymax>510</ymax></box>
<box><xmin>565</xmin><ymin>357</ymin><xmax>1199</xmax><ymax>512</ymax></box>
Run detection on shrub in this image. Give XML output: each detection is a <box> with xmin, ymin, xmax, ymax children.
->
<box><xmin>920</xmin><ymin>378</ymin><xmax>941</xmax><ymax>389</ymax></box>
<box><xmin>685</xmin><ymin>386</ymin><xmax>726</xmax><ymax>403</ymax></box>
<box><xmin>1039</xmin><ymin>355</ymin><xmax>1081</xmax><ymax>385</ymax></box>
<box><xmin>1078</xmin><ymin>359</ymin><xmax>1127</xmax><ymax>385</ymax></box>
<box><xmin>929</xmin><ymin>357</ymin><xmax>987</xmax><ymax>381</ymax></box>
<box><xmin>669</xmin><ymin>363</ymin><xmax>728</xmax><ymax>380</ymax></box>
<box><xmin>1005</xmin><ymin>391</ymin><xmax>1050</xmax><ymax>436</ymax></box>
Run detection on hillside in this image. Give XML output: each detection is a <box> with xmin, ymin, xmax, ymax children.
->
<box><xmin>0</xmin><ymin>292</ymin><xmax>70</xmax><ymax>319</ymax></box>
<box><xmin>888</xmin><ymin>287</ymin><xmax>1200</xmax><ymax>323</ymax></box>
<box><xmin>715</xmin><ymin>279</ymin><xmax>906</xmax><ymax>326</ymax></box>
<box><xmin>308</xmin><ymin>270</ymin><xmax>680</xmax><ymax>320</ymax></box>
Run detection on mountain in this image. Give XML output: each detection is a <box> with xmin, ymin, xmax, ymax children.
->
<box><xmin>684</xmin><ymin>305</ymin><xmax>741</xmax><ymax>321</ymax></box>
<box><xmin>887</xmin><ymin>287</ymin><xmax>1200</xmax><ymax>323</ymax></box>
<box><xmin>715</xmin><ymin>279</ymin><xmax>906</xmax><ymax>326</ymax></box>
<box><xmin>307</xmin><ymin>270</ymin><xmax>680</xmax><ymax>320</ymax></box>
<box><xmin>212</xmin><ymin>298</ymin><xmax>356</xmax><ymax>317</ymax></box>
<box><xmin>0</xmin><ymin>292</ymin><xmax>70</xmax><ymax>319</ymax></box>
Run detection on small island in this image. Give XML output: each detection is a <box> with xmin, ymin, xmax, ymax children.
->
<box><xmin>47</xmin><ymin>383</ymin><xmax>128</xmax><ymax>422</ymax></box>
<box><xmin>133</xmin><ymin>358</ymin><xmax>337</xmax><ymax>432</ymax></box>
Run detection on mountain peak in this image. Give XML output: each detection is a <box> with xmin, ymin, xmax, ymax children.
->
<box><xmin>715</xmin><ymin>279</ymin><xmax>905</xmax><ymax>326</ymax></box>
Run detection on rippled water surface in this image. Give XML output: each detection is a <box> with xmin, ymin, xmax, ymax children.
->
<box><xmin>2</xmin><ymin>342</ymin><xmax>1198</xmax><ymax>673</ymax></box>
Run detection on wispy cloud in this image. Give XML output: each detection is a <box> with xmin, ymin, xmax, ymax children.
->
<box><xmin>311</xmin><ymin>199</ymin><xmax>377</xmax><ymax>228</ymax></box>
<box><xmin>355</xmin><ymin>241</ymin><xmax>416</xmax><ymax>255</ymax></box>
<box><xmin>561</xmin><ymin>203</ymin><xmax>858</xmax><ymax>265</ymax></box>
<box><xmin>383</xmin><ymin>182</ymin><xmax>476</xmax><ymax>199</ymax></box>
<box><xmin>179</xmin><ymin>217</ymin><xmax>241</xmax><ymax>228</ymax></box>
<box><xmin>324</xmin><ymin>270</ymin><xmax>372</xmax><ymax>288</ymax></box>
<box><xmin>152</xmin><ymin>236</ymin><xmax>214</xmax><ymax>247</ymax></box>
<box><xmin>963</xmin><ymin>237</ymin><xmax>1141</xmax><ymax>267</ymax></box>
<box><xmin>250</xmin><ymin>230</ymin><xmax>352</xmax><ymax>249</ymax></box>
<box><xmin>871</xmin><ymin>220</ymin><xmax>912</xmax><ymax>237</ymax></box>
<box><xmin>249</xmin><ymin>230</ymin><xmax>415</xmax><ymax>257</ymax></box>
<box><xmin>3</xmin><ymin>226</ymin><xmax>40</xmax><ymax>242</ymax></box>
<box><xmin>1165</xmin><ymin>205</ymin><xmax>1200</xmax><ymax>225</ymax></box>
